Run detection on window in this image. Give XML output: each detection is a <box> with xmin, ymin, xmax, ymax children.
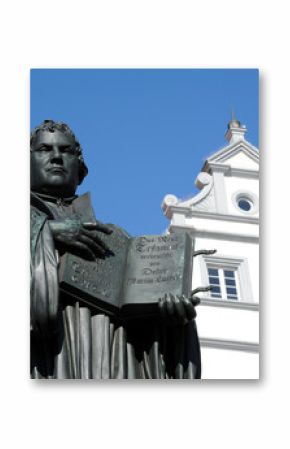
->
<box><xmin>199</xmin><ymin>254</ymin><xmax>253</xmax><ymax>303</ymax></box>
<box><xmin>232</xmin><ymin>190</ymin><xmax>258</xmax><ymax>216</ymax></box>
<box><xmin>237</xmin><ymin>197</ymin><xmax>253</xmax><ymax>212</ymax></box>
<box><xmin>207</xmin><ymin>266</ymin><xmax>239</xmax><ymax>300</ymax></box>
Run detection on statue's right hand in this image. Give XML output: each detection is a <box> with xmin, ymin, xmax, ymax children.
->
<box><xmin>49</xmin><ymin>216</ymin><xmax>113</xmax><ymax>260</ymax></box>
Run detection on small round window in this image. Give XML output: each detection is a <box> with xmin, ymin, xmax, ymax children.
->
<box><xmin>237</xmin><ymin>197</ymin><xmax>253</xmax><ymax>212</ymax></box>
<box><xmin>232</xmin><ymin>191</ymin><xmax>258</xmax><ymax>215</ymax></box>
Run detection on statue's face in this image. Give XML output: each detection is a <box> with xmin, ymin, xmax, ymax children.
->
<box><xmin>31</xmin><ymin>130</ymin><xmax>80</xmax><ymax>197</ymax></box>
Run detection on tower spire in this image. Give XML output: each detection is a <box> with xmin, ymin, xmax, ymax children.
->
<box><xmin>231</xmin><ymin>108</ymin><xmax>236</xmax><ymax>121</ymax></box>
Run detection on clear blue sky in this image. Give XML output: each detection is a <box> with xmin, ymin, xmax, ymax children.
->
<box><xmin>31</xmin><ymin>69</ymin><xmax>258</xmax><ymax>236</ymax></box>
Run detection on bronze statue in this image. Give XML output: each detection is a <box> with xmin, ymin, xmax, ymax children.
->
<box><xmin>30</xmin><ymin>120</ymin><xmax>205</xmax><ymax>379</ymax></box>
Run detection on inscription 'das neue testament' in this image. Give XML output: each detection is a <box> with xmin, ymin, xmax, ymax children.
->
<box><xmin>136</xmin><ymin>235</ymin><xmax>178</xmax><ymax>254</ymax></box>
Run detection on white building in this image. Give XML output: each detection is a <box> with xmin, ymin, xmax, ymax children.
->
<box><xmin>162</xmin><ymin>118</ymin><xmax>259</xmax><ymax>379</ymax></box>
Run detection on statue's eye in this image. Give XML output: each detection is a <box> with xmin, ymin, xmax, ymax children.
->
<box><xmin>61</xmin><ymin>146</ymin><xmax>75</xmax><ymax>154</ymax></box>
<box><xmin>37</xmin><ymin>145</ymin><xmax>51</xmax><ymax>152</ymax></box>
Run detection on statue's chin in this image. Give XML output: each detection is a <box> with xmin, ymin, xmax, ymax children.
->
<box><xmin>32</xmin><ymin>184</ymin><xmax>76</xmax><ymax>198</ymax></box>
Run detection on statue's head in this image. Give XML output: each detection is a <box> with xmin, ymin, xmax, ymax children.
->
<box><xmin>30</xmin><ymin>120</ymin><xmax>88</xmax><ymax>197</ymax></box>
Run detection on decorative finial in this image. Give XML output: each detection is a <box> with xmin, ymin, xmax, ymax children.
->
<box><xmin>225</xmin><ymin>111</ymin><xmax>247</xmax><ymax>143</ymax></box>
<box><xmin>228</xmin><ymin>108</ymin><xmax>241</xmax><ymax>130</ymax></box>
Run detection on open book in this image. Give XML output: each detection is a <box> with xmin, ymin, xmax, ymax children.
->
<box><xmin>59</xmin><ymin>194</ymin><xmax>194</xmax><ymax>319</ymax></box>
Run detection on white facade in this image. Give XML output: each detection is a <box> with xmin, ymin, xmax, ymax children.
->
<box><xmin>162</xmin><ymin>119</ymin><xmax>259</xmax><ymax>379</ymax></box>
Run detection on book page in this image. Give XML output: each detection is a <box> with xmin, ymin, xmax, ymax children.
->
<box><xmin>123</xmin><ymin>231</ymin><xmax>193</xmax><ymax>306</ymax></box>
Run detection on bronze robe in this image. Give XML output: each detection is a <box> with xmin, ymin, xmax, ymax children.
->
<box><xmin>30</xmin><ymin>193</ymin><xmax>201</xmax><ymax>379</ymax></box>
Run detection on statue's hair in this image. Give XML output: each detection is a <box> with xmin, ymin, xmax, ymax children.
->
<box><xmin>30</xmin><ymin>120</ymin><xmax>88</xmax><ymax>184</ymax></box>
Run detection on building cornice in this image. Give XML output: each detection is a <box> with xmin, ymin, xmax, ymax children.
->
<box><xmin>170</xmin><ymin>209</ymin><xmax>259</xmax><ymax>224</ymax></box>
<box><xmin>204</xmin><ymin>163</ymin><xmax>259</xmax><ymax>179</ymax></box>
<box><xmin>169</xmin><ymin>225</ymin><xmax>259</xmax><ymax>243</ymax></box>
<box><xmin>200</xmin><ymin>338</ymin><xmax>259</xmax><ymax>353</ymax></box>
<box><xmin>200</xmin><ymin>297</ymin><xmax>259</xmax><ymax>311</ymax></box>
<box><xmin>207</xmin><ymin>162</ymin><xmax>230</xmax><ymax>173</ymax></box>
<box><xmin>230</xmin><ymin>167</ymin><xmax>259</xmax><ymax>179</ymax></box>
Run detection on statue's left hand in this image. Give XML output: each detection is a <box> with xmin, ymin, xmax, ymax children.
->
<box><xmin>49</xmin><ymin>216</ymin><xmax>113</xmax><ymax>260</ymax></box>
<box><xmin>158</xmin><ymin>286</ymin><xmax>211</xmax><ymax>325</ymax></box>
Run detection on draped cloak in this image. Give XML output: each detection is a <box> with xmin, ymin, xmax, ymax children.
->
<box><xmin>30</xmin><ymin>192</ymin><xmax>201</xmax><ymax>379</ymax></box>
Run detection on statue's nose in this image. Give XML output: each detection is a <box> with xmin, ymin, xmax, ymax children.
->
<box><xmin>50</xmin><ymin>146</ymin><xmax>63</xmax><ymax>163</ymax></box>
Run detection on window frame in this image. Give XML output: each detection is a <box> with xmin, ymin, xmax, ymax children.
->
<box><xmin>199</xmin><ymin>254</ymin><xmax>253</xmax><ymax>303</ymax></box>
<box><xmin>232</xmin><ymin>190</ymin><xmax>259</xmax><ymax>216</ymax></box>
<box><xmin>207</xmin><ymin>265</ymin><xmax>240</xmax><ymax>300</ymax></box>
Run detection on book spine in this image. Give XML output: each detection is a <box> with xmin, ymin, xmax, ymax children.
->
<box><xmin>119</xmin><ymin>237</ymin><xmax>132</xmax><ymax>307</ymax></box>
<box><xmin>182</xmin><ymin>232</ymin><xmax>194</xmax><ymax>297</ymax></box>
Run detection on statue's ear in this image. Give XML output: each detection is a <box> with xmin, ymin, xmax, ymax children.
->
<box><xmin>78</xmin><ymin>161</ymin><xmax>88</xmax><ymax>185</ymax></box>
<box><xmin>78</xmin><ymin>173</ymin><xmax>85</xmax><ymax>186</ymax></box>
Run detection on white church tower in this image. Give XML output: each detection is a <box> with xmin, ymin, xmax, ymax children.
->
<box><xmin>162</xmin><ymin>118</ymin><xmax>259</xmax><ymax>379</ymax></box>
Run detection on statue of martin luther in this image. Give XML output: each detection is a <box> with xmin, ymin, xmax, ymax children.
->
<box><xmin>30</xmin><ymin>120</ymin><xmax>204</xmax><ymax>379</ymax></box>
